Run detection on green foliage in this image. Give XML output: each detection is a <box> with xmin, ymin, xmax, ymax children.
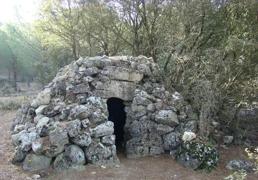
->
<box><xmin>0</xmin><ymin>29</ymin><xmax>15</xmax><ymax>70</ymax></box>
<box><xmin>0</xmin><ymin>96</ymin><xmax>31</xmax><ymax>111</ymax></box>
<box><xmin>34</xmin><ymin>0</ymin><xmax>258</xmax><ymax>106</ymax></box>
<box><xmin>0</xmin><ymin>23</ymin><xmax>41</xmax><ymax>82</ymax></box>
<box><xmin>224</xmin><ymin>170</ymin><xmax>247</xmax><ymax>180</ymax></box>
<box><xmin>161</xmin><ymin>0</ymin><xmax>258</xmax><ymax>137</ymax></box>
<box><xmin>246</xmin><ymin>147</ymin><xmax>258</xmax><ymax>173</ymax></box>
<box><xmin>176</xmin><ymin>141</ymin><xmax>219</xmax><ymax>171</ymax></box>
<box><xmin>0</xmin><ymin>0</ymin><xmax>257</xmax><ymax>138</ymax></box>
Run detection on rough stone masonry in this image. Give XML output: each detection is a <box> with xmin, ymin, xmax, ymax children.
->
<box><xmin>11</xmin><ymin>56</ymin><xmax>197</xmax><ymax>172</ymax></box>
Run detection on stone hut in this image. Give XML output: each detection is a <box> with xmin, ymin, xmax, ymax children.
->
<box><xmin>11</xmin><ymin>56</ymin><xmax>197</xmax><ymax>171</ymax></box>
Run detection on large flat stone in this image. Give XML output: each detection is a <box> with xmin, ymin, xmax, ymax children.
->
<box><xmin>101</xmin><ymin>66</ymin><xmax>143</xmax><ymax>82</ymax></box>
<box><xmin>95</xmin><ymin>80</ymin><xmax>136</xmax><ymax>101</ymax></box>
<box><xmin>155</xmin><ymin>110</ymin><xmax>179</xmax><ymax>127</ymax></box>
<box><xmin>91</xmin><ymin>121</ymin><xmax>114</xmax><ymax>137</ymax></box>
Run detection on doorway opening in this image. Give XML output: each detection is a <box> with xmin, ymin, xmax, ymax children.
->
<box><xmin>107</xmin><ymin>97</ymin><xmax>126</xmax><ymax>152</ymax></box>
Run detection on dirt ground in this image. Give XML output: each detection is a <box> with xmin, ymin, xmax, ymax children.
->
<box><xmin>0</xmin><ymin>111</ymin><xmax>257</xmax><ymax>180</ymax></box>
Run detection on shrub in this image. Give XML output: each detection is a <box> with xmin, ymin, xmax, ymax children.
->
<box><xmin>176</xmin><ymin>141</ymin><xmax>219</xmax><ymax>171</ymax></box>
<box><xmin>0</xmin><ymin>96</ymin><xmax>31</xmax><ymax>111</ymax></box>
<box><xmin>246</xmin><ymin>147</ymin><xmax>258</xmax><ymax>172</ymax></box>
<box><xmin>224</xmin><ymin>170</ymin><xmax>247</xmax><ymax>180</ymax></box>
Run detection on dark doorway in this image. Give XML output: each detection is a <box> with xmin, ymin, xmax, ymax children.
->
<box><xmin>107</xmin><ymin>98</ymin><xmax>126</xmax><ymax>151</ymax></box>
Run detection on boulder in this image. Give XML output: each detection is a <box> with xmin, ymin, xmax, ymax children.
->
<box><xmin>85</xmin><ymin>142</ymin><xmax>118</xmax><ymax>165</ymax></box>
<box><xmin>91</xmin><ymin>121</ymin><xmax>114</xmax><ymax>138</ymax></box>
<box><xmin>183</xmin><ymin>121</ymin><xmax>197</xmax><ymax>132</ymax></box>
<box><xmin>102</xmin><ymin>135</ymin><xmax>115</xmax><ymax>145</ymax></box>
<box><xmin>71</xmin><ymin>132</ymin><xmax>92</xmax><ymax>147</ymax></box>
<box><xmin>226</xmin><ymin>160</ymin><xmax>255</xmax><ymax>172</ymax></box>
<box><xmin>11</xmin><ymin>130</ymin><xmax>38</xmax><ymax>152</ymax></box>
<box><xmin>32</xmin><ymin>138</ymin><xmax>44</xmax><ymax>154</ymax></box>
<box><xmin>131</xmin><ymin>105</ymin><xmax>147</xmax><ymax>118</ymax></box>
<box><xmin>137</xmin><ymin>63</ymin><xmax>152</xmax><ymax>76</ymax></box>
<box><xmin>133</xmin><ymin>95</ymin><xmax>152</xmax><ymax>106</ymax></box>
<box><xmin>12</xmin><ymin>146</ymin><xmax>26</xmax><ymax>163</ymax></box>
<box><xmin>84</xmin><ymin>67</ymin><xmax>99</xmax><ymax>76</ymax></box>
<box><xmin>67</xmin><ymin>119</ymin><xmax>81</xmax><ymax>137</ymax></box>
<box><xmin>81</xmin><ymin>119</ymin><xmax>90</xmax><ymax>128</ymax></box>
<box><xmin>126</xmin><ymin>137</ymin><xmax>149</xmax><ymax>158</ymax></box>
<box><xmin>177</xmin><ymin>153</ymin><xmax>201</xmax><ymax>170</ymax></box>
<box><xmin>53</xmin><ymin>153</ymin><xmax>70</xmax><ymax>171</ymax></box>
<box><xmin>182</xmin><ymin>131</ymin><xmax>196</xmax><ymax>142</ymax></box>
<box><xmin>23</xmin><ymin>154</ymin><xmax>51</xmax><ymax>172</ymax></box>
<box><xmin>89</xmin><ymin>109</ymin><xmax>107</xmax><ymax>124</ymax></box>
<box><xmin>152</xmin><ymin>87</ymin><xmax>166</xmax><ymax>99</ymax></box>
<box><xmin>35</xmin><ymin>105</ymin><xmax>47</xmax><ymax>115</ymax></box>
<box><xmin>128</xmin><ymin>121</ymin><xmax>146</xmax><ymax>137</ymax></box>
<box><xmin>73</xmin><ymin>83</ymin><xmax>90</xmax><ymax>94</ymax></box>
<box><xmin>69</xmin><ymin>105</ymin><xmax>92</xmax><ymax>120</ymax></box>
<box><xmin>149</xmin><ymin>146</ymin><xmax>164</xmax><ymax>155</ymax></box>
<box><xmin>13</xmin><ymin>124</ymin><xmax>25</xmax><ymax>134</ymax></box>
<box><xmin>223</xmin><ymin>136</ymin><xmax>234</xmax><ymax>145</ymax></box>
<box><xmin>86</xmin><ymin>96</ymin><xmax>106</xmax><ymax>108</ymax></box>
<box><xmin>147</xmin><ymin>103</ymin><xmax>156</xmax><ymax>112</ymax></box>
<box><xmin>36</xmin><ymin>116</ymin><xmax>49</xmax><ymax>129</ymax></box>
<box><xmin>35</xmin><ymin>116</ymin><xmax>50</xmax><ymax>136</ymax></box>
<box><xmin>155</xmin><ymin>124</ymin><xmax>174</xmax><ymax>135</ymax></box>
<box><xmin>53</xmin><ymin>145</ymin><xmax>86</xmax><ymax>171</ymax></box>
<box><xmin>31</xmin><ymin>88</ymin><xmax>51</xmax><ymax>108</ymax></box>
<box><xmin>163</xmin><ymin>132</ymin><xmax>181</xmax><ymax>151</ymax></box>
<box><xmin>155</xmin><ymin>110</ymin><xmax>179</xmax><ymax>127</ymax></box>
<box><xmin>45</xmin><ymin>127</ymin><xmax>69</xmax><ymax>157</ymax></box>
<box><xmin>65</xmin><ymin>145</ymin><xmax>86</xmax><ymax>165</ymax></box>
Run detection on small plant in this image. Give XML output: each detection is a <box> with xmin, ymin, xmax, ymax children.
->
<box><xmin>0</xmin><ymin>83</ymin><xmax>16</xmax><ymax>96</ymax></box>
<box><xmin>0</xmin><ymin>96</ymin><xmax>31</xmax><ymax>111</ymax></box>
<box><xmin>176</xmin><ymin>141</ymin><xmax>219</xmax><ymax>171</ymax></box>
<box><xmin>245</xmin><ymin>147</ymin><xmax>258</xmax><ymax>172</ymax></box>
<box><xmin>224</xmin><ymin>170</ymin><xmax>247</xmax><ymax>180</ymax></box>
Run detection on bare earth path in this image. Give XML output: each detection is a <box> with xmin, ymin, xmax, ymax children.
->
<box><xmin>0</xmin><ymin>111</ymin><xmax>257</xmax><ymax>180</ymax></box>
<box><xmin>0</xmin><ymin>111</ymin><xmax>31</xmax><ymax>180</ymax></box>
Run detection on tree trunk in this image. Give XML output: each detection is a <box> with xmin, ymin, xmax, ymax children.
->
<box><xmin>27</xmin><ymin>79</ymin><xmax>31</xmax><ymax>88</ymax></box>
<box><xmin>199</xmin><ymin>105</ymin><xmax>211</xmax><ymax>138</ymax></box>
<box><xmin>8</xmin><ymin>68</ymin><xmax>11</xmax><ymax>82</ymax></box>
<box><xmin>72</xmin><ymin>36</ymin><xmax>78</xmax><ymax>60</ymax></box>
<box><xmin>11</xmin><ymin>55</ymin><xmax>18</xmax><ymax>92</ymax></box>
<box><xmin>133</xmin><ymin>30</ymin><xmax>140</xmax><ymax>56</ymax></box>
<box><xmin>103</xmin><ymin>42</ymin><xmax>109</xmax><ymax>56</ymax></box>
<box><xmin>88</xmin><ymin>33</ymin><xmax>93</xmax><ymax>56</ymax></box>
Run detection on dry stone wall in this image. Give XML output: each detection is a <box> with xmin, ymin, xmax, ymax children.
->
<box><xmin>11</xmin><ymin>56</ymin><xmax>197</xmax><ymax>172</ymax></box>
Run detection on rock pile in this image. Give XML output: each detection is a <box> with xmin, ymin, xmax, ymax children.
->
<box><xmin>11</xmin><ymin>56</ymin><xmax>197</xmax><ymax>172</ymax></box>
<box><xmin>176</xmin><ymin>141</ymin><xmax>219</xmax><ymax>170</ymax></box>
<box><xmin>226</xmin><ymin>159</ymin><xmax>255</xmax><ymax>173</ymax></box>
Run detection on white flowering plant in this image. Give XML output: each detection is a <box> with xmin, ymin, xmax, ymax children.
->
<box><xmin>176</xmin><ymin>141</ymin><xmax>219</xmax><ymax>171</ymax></box>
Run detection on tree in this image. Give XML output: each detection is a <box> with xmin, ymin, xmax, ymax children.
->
<box><xmin>0</xmin><ymin>30</ymin><xmax>18</xmax><ymax>90</ymax></box>
<box><xmin>0</xmin><ymin>24</ymin><xmax>41</xmax><ymax>90</ymax></box>
<box><xmin>79</xmin><ymin>1</ymin><xmax>124</xmax><ymax>56</ymax></box>
<box><xmin>33</xmin><ymin>0</ymin><xmax>258</xmax><ymax>139</ymax></box>
<box><xmin>162</xmin><ymin>0</ymin><xmax>258</xmax><ymax>138</ymax></box>
<box><xmin>38</xmin><ymin>0</ymin><xmax>82</xmax><ymax>60</ymax></box>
